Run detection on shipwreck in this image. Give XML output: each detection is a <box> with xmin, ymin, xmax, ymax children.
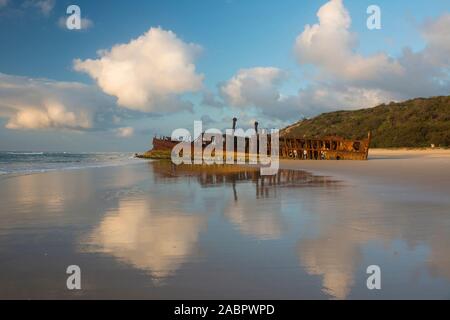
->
<box><xmin>139</xmin><ymin>118</ymin><xmax>371</xmax><ymax>161</ymax></box>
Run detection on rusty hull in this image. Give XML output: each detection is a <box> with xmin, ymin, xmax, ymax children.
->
<box><xmin>148</xmin><ymin>132</ymin><xmax>371</xmax><ymax>161</ymax></box>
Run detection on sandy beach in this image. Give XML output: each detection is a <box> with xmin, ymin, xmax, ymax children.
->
<box><xmin>282</xmin><ymin>149</ymin><xmax>450</xmax><ymax>193</ymax></box>
<box><xmin>0</xmin><ymin>150</ymin><xmax>449</xmax><ymax>299</ymax></box>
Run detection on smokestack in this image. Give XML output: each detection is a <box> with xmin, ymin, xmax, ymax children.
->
<box><xmin>254</xmin><ymin>121</ymin><xmax>259</xmax><ymax>134</ymax></box>
<box><xmin>232</xmin><ymin>117</ymin><xmax>237</xmax><ymax>131</ymax></box>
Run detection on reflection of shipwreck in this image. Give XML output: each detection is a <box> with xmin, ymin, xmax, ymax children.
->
<box><xmin>141</xmin><ymin>118</ymin><xmax>371</xmax><ymax>161</ymax></box>
<box><xmin>150</xmin><ymin>161</ymin><xmax>341</xmax><ymax>200</ymax></box>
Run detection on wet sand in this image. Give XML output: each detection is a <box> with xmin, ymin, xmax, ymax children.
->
<box><xmin>0</xmin><ymin>151</ymin><xmax>449</xmax><ymax>299</ymax></box>
<box><xmin>280</xmin><ymin>149</ymin><xmax>450</xmax><ymax>299</ymax></box>
<box><xmin>282</xmin><ymin>149</ymin><xmax>450</xmax><ymax>194</ymax></box>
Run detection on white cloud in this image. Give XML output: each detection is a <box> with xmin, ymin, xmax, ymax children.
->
<box><xmin>220</xmin><ymin>67</ymin><xmax>285</xmax><ymax>107</ymax></box>
<box><xmin>6</xmin><ymin>101</ymin><xmax>91</xmax><ymax>130</ymax></box>
<box><xmin>294</xmin><ymin>0</ymin><xmax>450</xmax><ymax>98</ymax></box>
<box><xmin>216</xmin><ymin>1</ymin><xmax>450</xmax><ymax>122</ymax></box>
<box><xmin>0</xmin><ymin>73</ymin><xmax>118</xmax><ymax>131</ymax></box>
<box><xmin>295</xmin><ymin>84</ymin><xmax>393</xmax><ymax>116</ymax></box>
<box><xmin>215</xmin><ymin>2</ymin><xmax>405</xmax><ymax>121</ymax></box>
<box><xmin>294</xmin><ymin>0</ymin><xmax>403</xmax><ymax>84</ymax></box>
<box><xmin>74</xmin><ymin>27</ymin><xmax>204</xmax><ymax>112</ymax></box>
<box><xmin>421</xmin><ymin>14</ymin><xmax>450</xmax><ymax>67</ymax></box>
<box><xmin>23</xmin><ymin>0</ymin><xmax>54</xmax><ymax>15</ymax></box>
<box><xmin>116</xmin><ymin>126</ymin><xmax>134</xmax><ymax>138</ymax></box>
<box><xmin>219</xmin><ymin>66</ymin><xmax>387</xmax><ymax>120</ymax></box>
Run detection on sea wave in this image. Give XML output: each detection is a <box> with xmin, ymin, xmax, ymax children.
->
<box><xmin>0</xmin><ymin>152</ymin><xmax>142</xmax><ymax>176</ymax></box>
<box><xmin>6</xmin><ymin>152</ymin><xmax>44</xmax><ymax>155</ymax></box>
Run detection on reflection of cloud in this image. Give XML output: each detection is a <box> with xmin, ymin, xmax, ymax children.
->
<box><xmin>225</xmin><ymin>201</ymin><xmax>283</xmax><ymax>240</ymax></box>
<box><xmin>295</xmin><ymin>184</ymin><xmax>383</xmax><ymax>299</ymax></box>
<box><xmin>83</xmin><ymin>198</ymin><xmax>206</xmax><ymax>280</ymax></box>
<box><xmin>298</xmin><ymin>231</ymin><xmax>362</xmax><ymax>299</ymax></box>
<box><xmin>5</xmin><ymin>171</ymin><xmax>90</xmax><ymax>214</ymax></box>
<box><xmin>295</xmin><ymin>178</ymin><xmax>450</xmax><ymax>299</ymax></box>
<box><xmin>226</xmin><ymin>171</ymin><xmax>342</xmax><ymax>241</ymax></box>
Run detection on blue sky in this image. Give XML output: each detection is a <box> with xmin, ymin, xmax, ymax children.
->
<box><xmin>0</xmin><ymin>0</ymin><xmax>449</xmax><ymax>151</ymax></box>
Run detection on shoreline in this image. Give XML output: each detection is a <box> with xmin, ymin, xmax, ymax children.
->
<box><xmin>0</xmin><ymin>157</ymin><xmax>148</xmax><ymax>179</ymax></box>
<box><xmin>2</xmin><ymin>148</ymin><xmax>450</xmax><ymax>181</ymax></box>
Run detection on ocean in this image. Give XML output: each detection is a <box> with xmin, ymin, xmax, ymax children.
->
<box><xmin>0</xmin><ymin>151</ymin><xmax>138</xmax><ymax>175</ymax></box>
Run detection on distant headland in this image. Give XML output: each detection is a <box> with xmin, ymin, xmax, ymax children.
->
<box><xmin>282</xmin><ymin>96</ymin><xmax>450</xmax><ymax>148</ymax></box>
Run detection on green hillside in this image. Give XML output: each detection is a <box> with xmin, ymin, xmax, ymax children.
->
<box><xmin>282</xmin><ymin>96</ymin><xmax>450</xmax><ymax>148</ymax></box>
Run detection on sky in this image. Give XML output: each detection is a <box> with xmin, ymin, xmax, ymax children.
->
<box><xmin>0</xmin><ymin>0</ymin><xmax>449</xmax><ymax>152</ymax></box>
